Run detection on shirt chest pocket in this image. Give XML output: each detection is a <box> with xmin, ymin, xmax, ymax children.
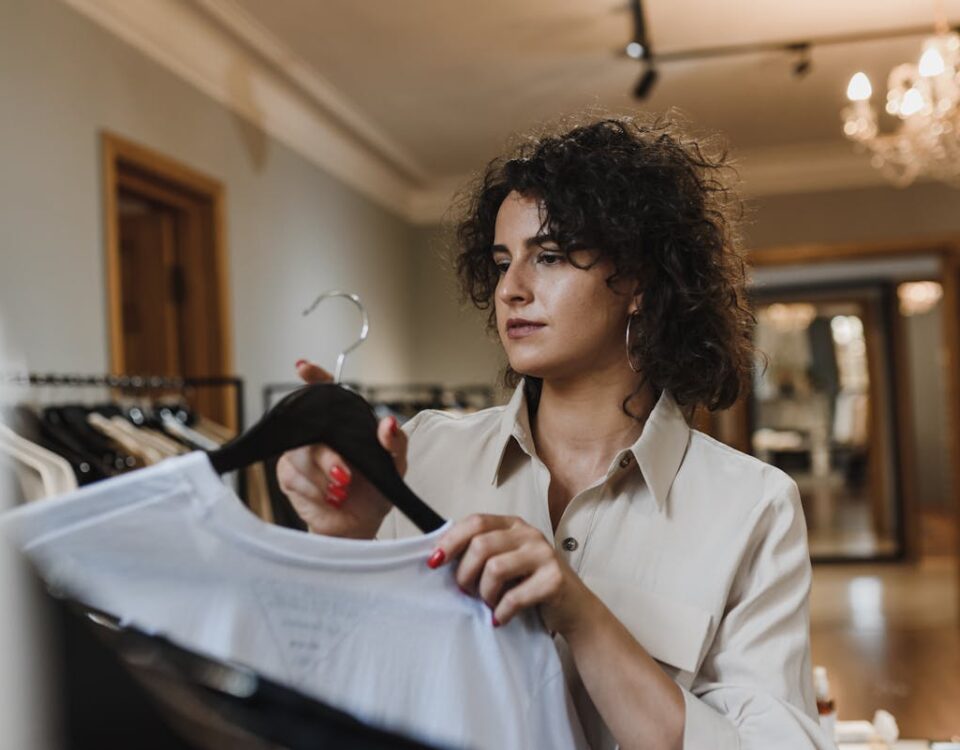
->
<box><xmin>582</xmin><ymin>574</ymin><xmax>714</xmax><ymax>687</ymax></box>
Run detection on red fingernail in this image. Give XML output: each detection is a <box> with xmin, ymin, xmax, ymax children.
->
<box><xmin>325</xmin><ymin>494</ymin><xmax>344</xmax><ymax>509</ymax></box>
<box><xmin>330</xmin><ymin>465</ymin><xmax>351</xmax><ymax>486</ymax></box>
<box><xmin>295</xmin><ymin>359</ymin><xmax>307</xmax><ymax>368</ymax></box>
<box><xmin>458</xmin><ymin>585</ymin><xmax>470</xmax><ymax>596</ymax></box>
<box><xmin>328</xmin><ymin>484</ymin><xmax>348</xmax><ymax>502</ymax></box>
<box><xmin>427</xmin><ymin>549</ymin><xmax>446</xmax><ymax>569</ymax></box>
<box><xmin>390</xmin><ymin>417</ymin><xmax>399</xmax><ymax>436</ymax></box>
<box><xmin>492</xmin><ymin>615</ymin><xmax>501</xmax><ymax>628</ymax></box>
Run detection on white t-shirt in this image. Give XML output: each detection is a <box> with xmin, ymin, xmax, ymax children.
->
<box><xmin>1</xmin><ymin>451</ymin><xmax>587</xmax><ymax>750</ymax></box>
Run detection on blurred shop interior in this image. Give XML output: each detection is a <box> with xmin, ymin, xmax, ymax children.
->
<box><xmin>1</xmin><ymin>0</ymin><xmax>959</xmax><ymax>745</ymax></box>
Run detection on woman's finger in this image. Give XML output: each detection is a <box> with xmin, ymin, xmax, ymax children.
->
<box><xmin>492</xmin><ymin>564</ymin><xmax>560</xmax><ymax>627</ymax></box>
<box><xmin>295</xmin><ymin>359</ymin><xmax>334</xmax><ymax>385</ymax></box>
<box><xmin>377</xmin><ymin>415</ymin><xmax>408</xmax><ymax>475</ymax></box>
<box><xmin>282</xmin><ymin>466</ymin><xmax>331</xmax><ymax>505</ymax></box>
<box><xmin>428</xmin><ymin>514</ymin><xmax>515</xmax><ymax>569</ymax></box>
<box><xmin>455</xmin><ymin>528</ymin><xmax>523</xmax><ymax>594</ymax></box>
<box><xmin>311</xmin><ymin>446</ymin><xmax>352</xmax><ymax>488</ymax></box>
<box><xmin>283</xmin><ymin>445</ymin><xmax>351</xmax><ymax>504</ymax></box>
<box><xmin>475</xmin><ymin>546</ymin><xmax>537</xmax><ymax>609</ymax></box>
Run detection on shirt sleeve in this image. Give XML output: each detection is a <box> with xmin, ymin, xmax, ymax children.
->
<box><xmin>680</xmin><ymin>480</ymin><xmax>837</xmax><ymax>750</ymax></box>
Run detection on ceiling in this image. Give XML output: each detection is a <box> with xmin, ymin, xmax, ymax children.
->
<box><xmin>223</xmin><ymin>0</ymin><xmax>960</xmax><ymax>182</ymax></box>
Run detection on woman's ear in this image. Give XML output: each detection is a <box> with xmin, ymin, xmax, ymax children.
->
<box><xmin>627</xmin><ymin>291</ymin><xmax>643</xmax><ymax>316</ymax></box>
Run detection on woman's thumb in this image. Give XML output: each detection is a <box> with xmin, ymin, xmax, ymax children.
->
<box><xmin>377</xmin><ymin>416</ymin><xmax>408</xmax><ymax>476</ymax></box>
<box><xmin>295</xmin><ymin>359</ymin><xmax>334</xmax><ymax>385</ymax></box>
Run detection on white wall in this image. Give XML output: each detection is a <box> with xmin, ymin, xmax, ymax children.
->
<box><xmin>0</xmin><ymin>0</ymin><xmax>417</xmax><ymax>422</ymax></box>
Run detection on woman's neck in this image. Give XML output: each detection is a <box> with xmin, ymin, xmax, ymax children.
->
<box><xmin>530</xmin><ymin>371</ymin><xmax>655</xmax><ymax>470</ymax></box>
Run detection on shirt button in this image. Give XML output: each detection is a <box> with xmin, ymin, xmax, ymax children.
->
<box><xmin>619</xmin><ymin>454</ymin><xmax>633</xmax><ymax>468</ymax></box>
<box><xmin>561</xmin><ymin>537</ymin><xmax>579</xmax><ymax>552</ymax></box>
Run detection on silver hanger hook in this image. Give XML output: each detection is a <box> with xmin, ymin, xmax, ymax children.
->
<box><xmin>302</xmin><ymin>290</ymin><xmax>369</xmax><ymax>384</ymax></box>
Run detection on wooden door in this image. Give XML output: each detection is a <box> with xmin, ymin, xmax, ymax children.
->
<box><xmin>118</xmin><ymin>197</ymin><xmax>182</xmax><ymax>377</ymax></box>
<box><xmin>103</xmin><ymin>133</ymin><xmax>235</xmax><ymax>429</ymax></box>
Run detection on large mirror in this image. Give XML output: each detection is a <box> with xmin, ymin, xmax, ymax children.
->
<box><xmin>750</xmin><ymin>285</ymin><xmax>902</xmax><ymax>560</ymax></box>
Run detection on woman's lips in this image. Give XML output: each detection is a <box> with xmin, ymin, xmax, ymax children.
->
<box><xmin>506</xmin><ymin>323</ymin><xmax>546</xmax><ymax>339</ymax></box>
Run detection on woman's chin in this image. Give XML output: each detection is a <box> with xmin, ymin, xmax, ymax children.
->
<box><xmin>506</xmin><ymin>357</ymin><xmax>560</xmax><ymax>380</ymax></box>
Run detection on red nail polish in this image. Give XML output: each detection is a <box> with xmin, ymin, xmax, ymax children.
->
<box><xmin>427</xmin><ymin>549</ymin><xmax>446</xmax><ymax>569</ymax></box>
<box><xmin>330</xmin><ymin>465</ymin><xmax>351</xmax><ymax>486</ymax></box>
<box><xmin>390</xmin><ymin>417</ymin><xmax>399</xmax><ymax>436</ymax></box>
<box><xmin>325</xmin><ymin>494</ymin><xmax>344</xmax><ymax>509</ymax></box>
<box><xmin>295</xmin><ymin>359</ymin><xmax>307</xmax><ymax>368</ymax></box>
<box><xmin>458</xmin><ymin>585</ymin><xmax>470</xmax><ymax>596</ymax></box>
<box><xmin>492</xmin><ymin>615</ymin><xmax>501</xmax><ymax>628</ymax></box>
<box><xmin>328</xmin><ymin>484</ymin><xmax>348</xmax><ymax>501</ymax></box>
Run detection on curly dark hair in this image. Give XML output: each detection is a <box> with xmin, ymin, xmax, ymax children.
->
<box><xmin>452</xmin><ymin>112</ymin><xmax>754</xmax><ymax>416</ymax></box>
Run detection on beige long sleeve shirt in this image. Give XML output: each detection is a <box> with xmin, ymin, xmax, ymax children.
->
<box><xmin>378</xmin><ymin>383</ymin><xmax>836</xmax><ymax>750</ymax></box>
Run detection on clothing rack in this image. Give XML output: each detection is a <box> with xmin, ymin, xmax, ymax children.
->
<box><xmin>3</xmin><ymin>372</ymin><xmax>247</xmax><ymax>501</ymax></box>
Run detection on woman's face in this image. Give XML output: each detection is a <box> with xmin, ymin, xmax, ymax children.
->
<box><xmin>492</xmin><ymin>191</ymin><xmax>638</xmax><ymax>381</ymax></box>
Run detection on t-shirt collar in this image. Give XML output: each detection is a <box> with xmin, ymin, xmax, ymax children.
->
<box><xmin>490</xmin><ymin>381</ymin><xmax>690</xmax><ymax>512</ymax></box>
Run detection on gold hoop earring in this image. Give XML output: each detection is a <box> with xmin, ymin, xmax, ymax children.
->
<box><xmin>625</xmin><ymin>313</ymin><xmax>642</xmax><ymax>373</ymax></box>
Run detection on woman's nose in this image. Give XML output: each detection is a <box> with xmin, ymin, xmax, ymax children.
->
<box><xmin>497</xmin><ymin>263</ymin><xmax>532</xmax><ymax>304</ymax></box>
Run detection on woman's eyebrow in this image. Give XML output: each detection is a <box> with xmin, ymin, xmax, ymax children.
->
<box><xmin>491</xmin><ymin>234</ymin><xmax>557</xmax><ymax>254</ymax></box>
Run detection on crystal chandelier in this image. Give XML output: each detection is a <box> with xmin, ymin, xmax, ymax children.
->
<box><xmin>842</xmin><ymin>10</ymin><xmax>960</xmax><ymax>187</ymax></box>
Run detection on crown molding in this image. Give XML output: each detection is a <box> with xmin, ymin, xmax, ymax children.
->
<box><xmin>191</xmin><ymin>0</ymin><xmax>430</xmax><ymax>184</ymax></box>
<box><xmin>61</xmin><ymin>0</ymin><xmax>418</xmax><ymax>218</ymax></box>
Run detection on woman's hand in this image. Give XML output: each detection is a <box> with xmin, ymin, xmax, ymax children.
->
<box><xmin>427</xmin><ymin>513</ymin><xmax>597</xmax><ymax>636</ymax></box>
<box><xmin>275</xmin><ymin>360</ymin><xmax>408</xmax><ymax>539</ymax></box>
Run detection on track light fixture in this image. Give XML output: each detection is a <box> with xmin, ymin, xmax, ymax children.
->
<box><xmin>789</xmin><ymin>43</ymin><xmax>813</xmax><ymax>78</ymax></box>
<box><xmin>617</xmin><ymin>7</ymin><xmax>960</xmax><ymax>100</ymax></box>
<box><xmin>633</xmin><ymin>64</ymin><xmax>659</xmax><ymax>100</ymax></box>
<box><xmin>628</xmin><ymin>0</ymin><xmax>658</xmax><ymax>100</ymax></box>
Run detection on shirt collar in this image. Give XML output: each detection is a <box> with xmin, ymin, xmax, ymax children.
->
<box><xmin>490</xmin><ymin>382</ymin><xmax>690</xmax><ymax>512</ymax></box>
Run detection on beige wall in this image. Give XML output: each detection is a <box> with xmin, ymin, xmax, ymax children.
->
<box><xmin>408</xmin><ymin>225</ymin><xmax>506</xmax><ymax>389</ymax></box>
<box><xmin>0</xmin><ymin>0</ymin><xmax>417</xmax><ymax>421</ymax></box>
<box><xmin>744</xmin><ymin>181</ymin><xmax>960</xmax><ymax>249</ymax></box>
<box><xmin>905</xmin><ymin>299</ymin><xmax>954</xmax><ymax>511</ymax></box>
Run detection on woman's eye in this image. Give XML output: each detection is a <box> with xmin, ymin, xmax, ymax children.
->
<box><xmin>494</xmin><ymin>260</ymin><xmax>510</xmax><ymax>274</ymax></box>
<box><xmin>538</xmin><ymin>252</ymin><xmax>564</xmax><ymax>266</ymax></box>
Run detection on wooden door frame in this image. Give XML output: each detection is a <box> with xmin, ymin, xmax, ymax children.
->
<box><xmin>101</xmin><ymin>132</ymin><xmax>235</xmax><ymax>420</ymax></box>
<box><xmin>742</xmin><ymin>236</ymin><xmax>960</xmax><ymax>575</ymax></box>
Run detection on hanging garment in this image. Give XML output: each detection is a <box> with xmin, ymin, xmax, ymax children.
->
<box><xmin>0</xmin><ymin>423</ymin><xmax>77</xmax><ymax>499</ymax></box>
<box><xmin>87</xmin><ymin>412</ymin><xmax>164</xmax><ymax>465</ymax></box>
<box><xmin>1</xmin><ymin>451</ymin><xmax>588</xmax><ymax>750</ymax></box>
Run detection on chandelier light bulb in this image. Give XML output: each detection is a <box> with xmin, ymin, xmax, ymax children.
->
<box><xmin>899</xmin><ymin>87</ymin><xmax>925</xmax><ymax>116</ymax></box>
<box><xmin>846</xmin><ymin>72</ymin><xmax>872</xmax><ymax>101</ymax></box>
<box><xmin>842</xmin><ymin>28</ymin><xmax>960</xmax><ymax>186</ymax></box>
<box><xmin>919</xmin><ymin>46</ymin><xmax>946</xmax><ymax>77</ymax></box>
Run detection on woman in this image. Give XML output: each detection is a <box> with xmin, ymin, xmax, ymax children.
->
<box><xmin>277</xmin><ymin>116</ymin><xmax>833</xmax><ymax>750</ymax></box>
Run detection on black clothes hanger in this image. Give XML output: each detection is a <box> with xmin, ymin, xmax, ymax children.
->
<box><xmin>57</xmin><ymin>405</ymin><xmax>137</xmax><ymax>472</ymax></box>
<box><xmin>22</xmin><ymin>406</ymin><xmax>109</xmax><ymax>484</ymax></box>
<box><xmin>207</xmin><ymin>383</ymin><xmax>445</xmax><ymax>533</ymax></box>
